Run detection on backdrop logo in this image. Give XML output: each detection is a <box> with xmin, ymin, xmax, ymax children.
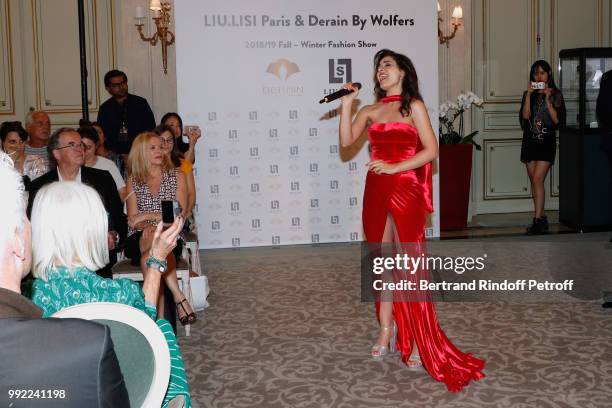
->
<box><xmin>291</xmin><ymin>217</ymin><xmax>301</xmax><ymax>227</ymax></box>
<box><xmin>251</xmin><ymin>219</ymin><xmax>261</xmax><ymax>229</ymax></box>
<box><xmin>271</xmin><ymin>200</ymin><xmax>280</xmax><ymax>210</ymax></box>
<box><xmin>289</xmin><ymin>110</ymin><xmax>298</xmax><ymax>120</ymax></box>
<box><xmin>310</xmin><ymin>198</ymin><xmax>319</xmax><ymax>208</ymax></box>
<box><xmin>269</xmin><ymin>129</ymin><xmax>278</xmax><ymax>139</ymax></box>
<box><xmin>209</xmin><ymin>148</ymin><xmax>218</xmax><ymax>158</ymax></box>
<box><xmin>331</xmin><ymin>215</ymin><xmax>340</xmax><ymax>225</ymax></box>
<box><xmin>228</xmin><ymin>130</ymin><xmax>238</xmax><ymax>140</ymax></box>
<box><xmin>250</xmin><ymin>183</ymin><xmax>260</xmax><ymax>193</ymax></box>
<box><xmin>272</xmin><ymin>235</ymin><xmax>281</xmax><ymax>245</ymax></box>
<box><xmin>210</xmin><ymin>184</ymin><xmax>219</xmax><ymax>194</ymax></box>
<box><xmin>211</xmin><ymin>221</ymin><xmax>220</xmax><ymax>231</ymax></box>
<box><xmin>309</xmin><ymin>128</ymin><xmax>318</xmax><ymax>137</ymax></box>
<box><xmin>349</xmin><ymin>197</ymin><xmax>359</xmax><ymax>207</ymax></box>
<box><xmin>230</xmin><ymin>201</ymin><xmax>240</xmax><ymax>212</ymax></box>
<box><xmin>311</xmin><ymin>234</ymin><xmax>319</xmax><ymax>243</ymax></box>
<box><xmin>290</xmin><ymin>181</ymin><xmax>300</xmax><ymax>192</ymax></box>
<box><xmin>249</xmin><ymin>147</ymin><xmax>259</xmax><ymax>157</ymax></box>
<box><xmin>350</xmin><ymin>232</ymin><xmax>359</xmax><ymax>241</ymax></box>
<box><xmin>266</xmin><ymin>58</ymin><xmax>300</xmax><ymax>81</ymax></box>
<box><xmin>229</xmin><ymin>166</ymin><xmax>239</xmax><ymax>176</ymax></box>
<box><xmin>249</xmin><ymin>111</ymin><xmax>258</xmax><ymax>121</ymax></box>
<box><xmin>208</xmin><ymin>112</ymin><xmax>217</xmax><ymax>121</ymax></box>
<box><xmin>232</xmin><ymin>238</ymin><xmax>240</xmax><ymax>247</ymax></box>
<box><xmin>329</xmin><ymin>58</ymin><xmax>352</xmax><ymax>83</ymax></box>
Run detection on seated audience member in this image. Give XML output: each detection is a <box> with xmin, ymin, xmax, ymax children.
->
<box><xmin>92</xmin><ymin>121</ymin><xmax>124</xmax><ymax>172</ymax></box>
<box><xmin>79</xmin><ymin>125</ymin><xmax>127</xmax><ymax>201</ymax></box>
<box><xmin>0</xmin><ymin>153</ymin><xmax>129</xmax><ymax>408</ymax></box>
<box><xmin>154</xmin><ymin>124</ymin><xmax>196</xmax><ymax>220</ymax></box>
<box><xmin>0</xmin><ymin>121</ymin><xmax>48</xmax><ymax>183</ymax></box>
<box><xmin>28</xmin><ymin>181</ymin><xmax>192</xmax><ymax>408</ymax></box>
<box><xmin>24</xmin><ymin>111</ymin><xmax>51</xmax><ymax>172</ymax></box>
<box><xmin>160</xmin><ymin>112</ymin><xmax>201</xmax><ymax>164</ymax></box>
<box><xmin>124</xmin><ymin>132</ymin><xmax>196</xmax><ymax>325</ymax></box>
<box><xmin>26</xmin><ymin>127</ymin><xmax>126</xmax><ymax>278</ymax></box>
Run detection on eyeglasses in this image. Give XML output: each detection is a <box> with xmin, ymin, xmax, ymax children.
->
<box><xmin>55</xmin><ymin>141</ymin><xmax>85</xmax><ymax>151</ymax></box>
<box><xmin>160</xmin><ymin>136</ymin><xmax>174</xmax><ymax>145</ymax></box>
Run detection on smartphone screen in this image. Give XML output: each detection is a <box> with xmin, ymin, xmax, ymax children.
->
<box><xmin>162</xmin><ymin>200</ymin><xmax>174</xmax><ymax>225</ymax></box>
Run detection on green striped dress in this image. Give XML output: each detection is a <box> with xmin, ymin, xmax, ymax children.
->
<box><xmin>30</xmin><ymin>266</ymin><xmax>191</xmax><ymax>408</ymax></box>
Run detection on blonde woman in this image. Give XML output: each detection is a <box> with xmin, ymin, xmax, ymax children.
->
<box><xmin>124</xmin><ymin>132</ymin><xmax>196</xmax><ymax>324</ymax></box>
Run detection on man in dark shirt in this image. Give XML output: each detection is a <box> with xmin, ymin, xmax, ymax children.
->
<box><xmin>97</xmin><ymin>70</ymin><xmax>156</xmax><ymax>155</ymax></box>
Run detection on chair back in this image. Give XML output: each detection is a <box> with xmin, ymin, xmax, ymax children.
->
<box><xmin>52</xmin><ymin>302</ymin><xmax>171</xmax><ymax>408</ymax></box>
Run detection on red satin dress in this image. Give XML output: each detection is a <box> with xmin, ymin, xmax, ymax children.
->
<box><xmin>363</xmin><ymin>95</ymin><xmax>485</xmax><ymax>392</ymax></box>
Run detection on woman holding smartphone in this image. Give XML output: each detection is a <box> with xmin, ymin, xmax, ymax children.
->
<box><xmin>124</xmin><ymin>131</ymin><xmax>196</xmax><ymax>324</ymax></box>
<box><xmin>520</xmin><ymin>60</ymin><xmax>566</xmax><ymax>234</ymax></box>
<box><xmin>161</xmin><ymin>112</ymin><xmax>201</xmax><ymax>164</ymax></box>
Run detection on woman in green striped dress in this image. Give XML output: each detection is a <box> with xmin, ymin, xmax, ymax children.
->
<box><xmin>28</xmin><ymin>181</ymin><xmax>192</xmax><ymax>408</ymax></box>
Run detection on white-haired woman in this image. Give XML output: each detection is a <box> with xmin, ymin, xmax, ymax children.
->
<box><xmin>0</xmin><ymin>152</ymin><xmax>31</xmax><ymax>298</ymax></box>
<box><xmin>28</xmin><ymin>181</ymin><xmax>192</xmax><ymax>408</ymax></box>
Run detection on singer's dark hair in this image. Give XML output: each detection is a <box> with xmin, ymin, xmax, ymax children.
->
<box><xmin>529</xmin><ymin>60</ymin><xmax>558</xmax><ymax>90</ymax></box>
<box><xmin>373</xmin><ymin>49</ymin><xmax>422</xmax><ymax>117</ymax></box>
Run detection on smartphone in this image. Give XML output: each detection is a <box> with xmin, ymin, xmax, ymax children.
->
<box><xmin>183</xmin><ymin>125</ymin><xmax>200</xmax><ymax>144</ymax></box>
<box><xmin>161</xmin><ymin>200</ymin><xmax>174</xmax><ymax>225</ymax></box>
<box><xmin>531</xmin><ymin>82</ymin><xmax>545</xmax><ymax>90</ymax></box>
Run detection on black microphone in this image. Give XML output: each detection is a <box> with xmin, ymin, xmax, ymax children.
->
<box><xmin>319</xmin><ymin>83</ymin><xmax>362</xmax><ymax>104</ymax></box>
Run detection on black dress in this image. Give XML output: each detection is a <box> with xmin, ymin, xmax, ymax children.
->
<box><xmin>519</xmin><ymin>90</ymin><xmax>566</xmax><ymax>164</ymax></box>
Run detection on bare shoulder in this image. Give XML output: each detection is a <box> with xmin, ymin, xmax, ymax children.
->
<box><xmin>409</xmin><ymin>100</ymin><xmax>431</xmax><ymax>123</ymax></box>
<box><xmin>356</xmin><ymin>103</ymin><xmax>376</xmax><ymax>121</ymax></box>
<box><xmin>409</xmin><ymin>99</ymin><xmax>428</xmax><ymax>114</ymax></box>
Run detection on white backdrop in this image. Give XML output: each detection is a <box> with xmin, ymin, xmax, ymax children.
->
<box><xmin>175</xmin><ymin>0</ymin><xmax>439</xmax><ymax>249</ymax></box>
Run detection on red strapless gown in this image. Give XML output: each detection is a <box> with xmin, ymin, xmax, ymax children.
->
<box><xmin>363</xmin><ymin>95</ymin><xmax>485</xmax><ymax>392</ymax></box>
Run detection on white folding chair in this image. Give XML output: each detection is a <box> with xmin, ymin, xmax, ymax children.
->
<box><xmin>52</xmin><ymin>302</ymin><xmax>171</xmax><ymax>408</ymax></box>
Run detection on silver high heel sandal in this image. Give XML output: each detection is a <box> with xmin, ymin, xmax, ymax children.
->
<box><xmin>371</xmin><ymin>322</ymin><xmax>397</xmax><ymax>360</ymax></box>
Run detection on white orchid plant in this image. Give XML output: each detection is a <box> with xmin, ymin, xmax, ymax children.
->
<box><xmin>439</xmin><ymin>91</ymin><xmax>484</xmax><ymax>150</ymax></box>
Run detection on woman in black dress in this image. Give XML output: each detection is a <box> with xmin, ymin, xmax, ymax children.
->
<box><xmin>519</xmin><ymin>60</ymin><xmax>566</xmax><ymax>234</ymax></box>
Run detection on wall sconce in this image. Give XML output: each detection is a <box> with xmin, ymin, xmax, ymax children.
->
<box><xmin>135</xmin><ymin>1</ymin><xmax>175</xmax><ymax>74</ymax></box>
<box><xmin>438</xmin><ymin>2</ymin><xmax>463</xmax><ymax>47</ymax></box>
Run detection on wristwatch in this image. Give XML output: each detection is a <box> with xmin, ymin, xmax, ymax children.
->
<box><xmin>146</xmin><ymin>256</ymin><xmax>168</xmax><ymax>273</ymax></box>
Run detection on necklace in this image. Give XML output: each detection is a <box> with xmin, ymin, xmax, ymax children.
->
<box><xmin>529</xmin><ymin>94</ymin><xmax>548</xmax><ymax>139</ymax></box>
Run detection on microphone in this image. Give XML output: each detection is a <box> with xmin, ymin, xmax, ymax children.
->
<box><xmin>319</xmin><ymin>83</ymin><xmax>362</xmax><ymax>104</ymax></box>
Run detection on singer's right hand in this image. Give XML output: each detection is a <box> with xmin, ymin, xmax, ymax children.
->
<box><xmin>340</xmin><ymin>82</ymin><xmax>359</xmax><ymax>104</ymax></box>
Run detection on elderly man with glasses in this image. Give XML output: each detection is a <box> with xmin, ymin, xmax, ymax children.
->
<box><xmin>26</xmin><ymin>127</ymin><xmax>127</xmax><ymax>278</ymax></box>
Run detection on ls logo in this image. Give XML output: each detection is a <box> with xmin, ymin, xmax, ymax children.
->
<box><xmin>329</xmin><ymin>59</ymin><xmax>352</xmax><ymax>84</ymax></box>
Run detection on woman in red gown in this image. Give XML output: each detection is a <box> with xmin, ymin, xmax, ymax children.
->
<box><xmin>339</xmin><ymin>49</ymin><xmax>485</xmax><ymax>392</ymax></box>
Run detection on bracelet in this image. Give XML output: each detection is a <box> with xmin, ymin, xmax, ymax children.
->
<box><xmin>146</xmin><ymin>256</ymin><xmax>167</xmax><ymax>273</ymax></box>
